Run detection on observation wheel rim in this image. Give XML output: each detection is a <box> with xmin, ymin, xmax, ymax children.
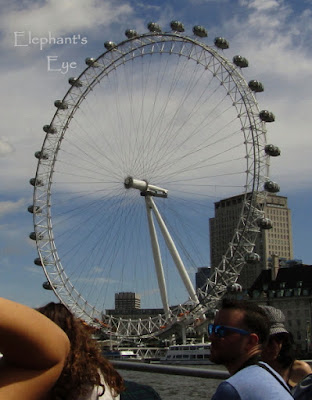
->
<box><xmin>32</xmin><ymin>27</ymin><xmax>269</xmax><ymax>337</ymax></box>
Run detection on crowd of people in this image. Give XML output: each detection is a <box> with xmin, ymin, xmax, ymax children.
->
<box><xmin>0</xmin><ymin>296</ymin><xmax>311</xmax><ymax>399</ymax></box>
<box><xmin>209</xmin><ymin>299</ymin><xmax>312</xmax><ymax>400</ymax></box>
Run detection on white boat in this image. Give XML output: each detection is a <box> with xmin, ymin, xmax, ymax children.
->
<box><xmin>103</xmin><ymin>349</ymin><xmax>142</xmax><ymax>361</ymax></box>
<box><xmin>160</xmin><ymin>343</ymin><xmax>213</xmax><ymax>365</ymax></box>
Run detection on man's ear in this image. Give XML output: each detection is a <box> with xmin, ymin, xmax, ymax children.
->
<box><xmin>248</xmin><ymin>332</ymin><xmax>260</xmax><ymax>347</ymax></box>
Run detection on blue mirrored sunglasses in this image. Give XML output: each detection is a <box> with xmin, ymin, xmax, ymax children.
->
<box><xmin>208</xmin><ymin>324</ymin><xmax>250</xmax><ymax>338</ymax></box>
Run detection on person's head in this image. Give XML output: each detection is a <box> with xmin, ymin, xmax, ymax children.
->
<box><xmin>209</xmin><ymin>299</ymin><xmax>270</xmax><ymax>374</ymax></box>
<box><xmin>37</xmin><ymin>302</ymin><xmax>124</xmax><ymax>400</ymax></box>
<box><xmin>260</xmin><ymin>306</ymin><xmax>288</xmax><ymax>336</ymax></box>
<box><xmin>260</xmin><ymin>305</ymin><xmax>295</xmax><ymax>371</ymax></box>
<box><xmin>37</xmin><ymin>302</ymin><xmax>84</xmax><ymax>343</ymax></box>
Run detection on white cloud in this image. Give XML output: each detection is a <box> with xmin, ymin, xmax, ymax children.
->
<box><xmin>140</xmin><ymin>287</ymin><xmax>160</xmax><ymax>298</ymax></box>
<box><xmin>0</xmin><ymin>199</ymin><xmax>27</xmax><ymax>217</ymax></box>
<box><xmin>136</xmin><ymin>2</ymin><xmax>161</xmax><ymax>11</ymax></box>
<box><xmin>221</xmin><ymin>0</ymin><xmax>312</xmax><ymax>192</ymax></box>
<box><xmin>77</xmin><ymin>276</ymin><xmax>120</xmax><ymax>285</ymax></box>
<box><xmin>1</xmin><ymin>0</ymin><xmax>134</xmax><ymax>48</ymax></box>
<box><xmin>24</xmin><ymin>265</ymin><xmax>43</xmax><ymax>275</ymax></box>
<box><xmin>0</xmin><ymin>137</ymin><xmax>15</xmax><ymax>157</ymax></box>
<box><xmin>188</xmin><ymin>0</ymin><xmax>228</xmax><ymax>3</ymax></box>
<box><xmin>240</xmin><ymin>0</ymin><xmax>280</xmax><ymax>12</ymax></box>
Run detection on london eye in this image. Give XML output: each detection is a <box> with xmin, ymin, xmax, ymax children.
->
<box><xmin>29</xmin><ymin>21</ymin><xmax>279</xmax><ymax>338</ymax></box>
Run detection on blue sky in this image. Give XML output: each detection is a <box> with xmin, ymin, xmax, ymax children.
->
<box><xmin>0</xmin><ymin>0</ymin><xmax>312</xmax><ymax>311</ymax></box>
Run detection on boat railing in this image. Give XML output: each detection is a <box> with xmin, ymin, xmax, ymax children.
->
<box><xmin>112</xmin><ymin>360</ymin><xmax>230</xmax><ymax>380</ymax></box>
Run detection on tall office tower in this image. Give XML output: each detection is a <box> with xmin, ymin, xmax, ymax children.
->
<box><xmin>209</xmin><ymin>193</ymin><xmax>293</xmax><ymax>288</ymax></box>
<box><xmin>195</xmin><ymin>267</ymin><xmax>211</xmax><ymax>289</ymax></box>
<box><xmin>195</xmin><ymin>267</ymin><xmax>211</xmax><ymax>299</ymax></box>
<box><xmin>115</xmin><ymin>292</ymin><xmax>141</xmax><ymax>312</ymax></box>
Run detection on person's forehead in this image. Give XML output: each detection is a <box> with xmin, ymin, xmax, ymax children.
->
<box><xmin>214</xmin><ymin>308</ymin><xmax>245</xmax><ymax>327</ymax></box>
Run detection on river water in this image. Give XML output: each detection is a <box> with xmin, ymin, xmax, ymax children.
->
<box><xmin>117</xmin><ymin>365</ymin><xmax>226</xmax><ymax>399</ymax></box>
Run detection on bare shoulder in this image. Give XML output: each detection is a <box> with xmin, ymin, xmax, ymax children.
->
<box><xmin>0</xmin><ymin>297</ymin><xmax>69</xmax><ymax>400</ymax></box>
<box><xmin>293</xmin><ymin>360</ymin><xmax>312</xmax><ymax>374</ymax></box>
<box><xmin>290</xmin><ymin>360</ymin><xmax>312</xmax><ymax>386</ymax></box>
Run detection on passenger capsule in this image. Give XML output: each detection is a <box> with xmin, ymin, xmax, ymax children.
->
<box><xmin>245</xmin><ymin>252</ymin><xmax>260</xmax><ymax>264</ymax></box>
<box><xmin>29</xmin><ymin>232</ymin><xmax>36</xmax><ymax>240</ymax></box>
<box><xmin>170</xmin><ymin>21</ymin><xmax>185</xmax><ymax>32</ymax></box>
<box><xmin>104</xmin><ymin>41</ymin><xmax>117</xmax><ymax>50</ymax></box>
<box><xmin>259</xmin><ymin>110</ymin><xmax>275</xmax><ymax>123</ymax></box>
<box><xmin>85</xmin><ymin>57</ymin><xmax>100</xmax><ymax>67</ymax></box>
<box><xmin>29</xmin><ymin>232</ymin><xmax>43</xmax><ymax>240</ymax></box>
<box><xmin>147</xmin><ymin>22</ymin><xmax>162</xmax><ymax>32</ymax></box>
<box><xmin>125</xmin><ymin>29</ymin><xmax>137</xmax><ymax>38</ymax></box>
<box><xmin>28</xmin><ymin>205</ymin><xmax>42</xmax><ymax>214</ymax></box>
<box><xmin>30</xmin><ymin>178</ymin><xmax>44</xmax><ymax>187</ymax></box>
<box><xmin>257</xmin><ymin>217</ymin><xmax>273</xmax><ymax>230</ymax></box>
<box><xmin>248</xmin><ymin>80</ymin><xmax>264</xmax><ymax>92</ymax></box>
<box><xmin>265</xmin><ymin>144</ymin><xmax>281</xmax><ymax>157</ymax></box>
<box><xmin>54</xmin><ymin>100</ymin><xmax>68</xmax><ymax>110</ymax></box>
<box><xmin>42</xmin><ymin>281</ymin><xmax>53</xmax><ymax>290</ymax></box>
<box><xmin>43</xmin><ymin>124</ymin><xmax>57</xmax><ymax>134</ymax></box>
<box><xmin>34</xmin><ymin>257</ymin><xmax>44</xmax><ymax>266</ymax></box>
<box><xmin>193</xmin><ymin>25</ymin><xmax>208</xmax><ymax>37</ymax></box>
<box><xmin>264</xmin><ymin>180</ymin><xmax>280</xmax><ymax>193</ymax></box>
<box><xmin>35</xmin><ymin>151</ymin><xmax>49</xmax><ymax>160</ymax></box>
<box><xmin>233</xmin><ymin>55</ymin><xmax>249</xmax><ymax>68</ymax></box>
<box><xmin>214</xmin><ymin>37</ymin><xmax>229</xmax><ymax>49</ymax></box>
<box><xmin>68</xmin><ymin>77</ymin><xmax>83</xmax><ymax>87</ymax></box>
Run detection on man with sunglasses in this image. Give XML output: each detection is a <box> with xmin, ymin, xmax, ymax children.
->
<box><xmin>209</xmin><ymin>299</ymin><xmax>293</xmax><ymax>399</ymax></box>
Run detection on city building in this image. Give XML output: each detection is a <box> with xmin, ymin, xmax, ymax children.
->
<box><xmin>248</xmin><ymin>263</ymin><xmax>312</xmax><ymax>354</ymax></box>
<box><xmin>209</xmin><ymin>192</ymin><xmax>293</xmax><ymax>288</ymax></box>
<box><xmin>106</xmin><ymin>292</ymin><xmax>165</xmax><ymax>319</ymax></box>
<box><xmin>115</xmin><ymin>292</ymin><xmax>141</xmax><ymax>312</ymax></box>
<box><xmin>107</xmin><ymin>293</ymin><xmax>185</xmax><ymax>326</ymax></box>
<box><xmin>195</xmin><ymin>267</ymin><xmax>211</xmax><ymax>299</ymax></box>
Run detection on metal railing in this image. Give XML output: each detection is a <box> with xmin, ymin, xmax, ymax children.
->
<box><xmin>112</xmin><ymin>360</ymin><xmax>229</xmax><ymax>380</ymax></box>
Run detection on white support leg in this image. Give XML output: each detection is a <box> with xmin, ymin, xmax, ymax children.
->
<box><xmin>147</xmin><ymin>196</ymin><xmax>200</xmax><ymax>305</ymax></box>
<box><xmin>145</xmin><ymin>197</ymin><xmax>170</xmax><ymax>319</ymax></box>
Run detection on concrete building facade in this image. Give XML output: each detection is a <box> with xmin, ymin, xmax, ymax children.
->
<box><xmin>209</xmin><ymin>192</ymin><xmax>293</xmax><ymax>288</ymax></box>
<box><xmin>115</xmin><ymin>292</ymin><xmax>141</xmax><ymax>313</ymax></box>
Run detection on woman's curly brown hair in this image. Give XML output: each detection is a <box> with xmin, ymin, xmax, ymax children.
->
<box><xmin>37</xmin><ymin>302</ymin><xmax>125</xmax><ymax>399</ymax></box>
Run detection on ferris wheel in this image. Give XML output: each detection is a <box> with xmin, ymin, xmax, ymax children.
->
<box><xmin>29</xmin><ymin>21</ymin><xmax>280</xmax><ymax>338</ymax></box>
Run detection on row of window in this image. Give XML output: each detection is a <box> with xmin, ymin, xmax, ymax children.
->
<box><xmin>166</xmin><ymin>354</ymin><xmax>211</xmax><ymax>359</ymax></box>
<box><xmin>267</xmin><ymin>221</ymin><xmax>290</xmax><ymax>228</ymax></box>
<box><xmin>266</xmin><ymin>207</ymin><xmax>288</xmax><ymax>214</ymax></box>
<box><xmin>267</xmin><ymin>245</ymin><xmax>290</xmax><ymax>253</ymax></box>
<box><xmin>267</xmin><ymin>234</ymin><xmax>290</xmax><ymax>239</ymax></box>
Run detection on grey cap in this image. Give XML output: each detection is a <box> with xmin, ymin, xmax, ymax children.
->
<box><xmin>260</xmin><ymin>305</ymin><xmax>289</xmax><ymax>335</ymax></box>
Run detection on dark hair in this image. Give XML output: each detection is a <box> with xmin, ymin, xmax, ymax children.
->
<box><xmin>37</xmin><ymin>302</ymin><xmax>125</xmax><ymax>399</ymax></box>
<box><xmin>220</xmin><ymin>298</ymin><xmax>270</xmax><ymax>344</ymax></box>
<box><xmin>271</xmin><ymin>332</ymin><xmax>296</xmax><ymax>369</ymax></box>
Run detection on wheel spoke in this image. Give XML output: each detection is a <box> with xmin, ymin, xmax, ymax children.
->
<box><xmin>31</xmin><ymin>24</ymin><xmax>273</xmax><ymax>338</ymax></box>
